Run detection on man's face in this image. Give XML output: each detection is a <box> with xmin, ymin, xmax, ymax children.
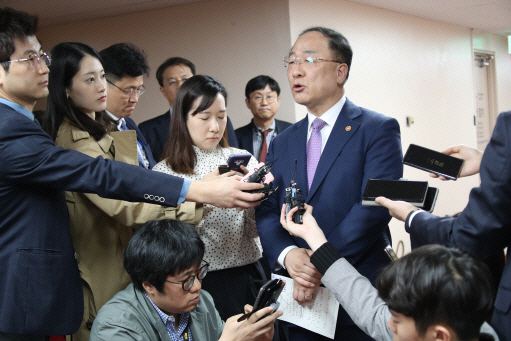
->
<box><xmin>160</xmin><ymin>64</ymin><xmax>193</xmax><ymax>108</ymax></box>
<box><xmin>245</xmin><ymin>84</ymin><xmax>281</xmax><ymax>123</ymax></box>
<box><xmin>387</xmin><ymin>311</ymin><xmax>440</xmax><ymax>341</ymax></box>
<box><xmin>0</xmin><ymin>36</ymin><xmax>49</xmax><ymax>110</ymax></box>
<box><xmin>106</xmin><ymin>75</ymin><xmax>144</xmax><ymax>119</ymax></box>
<box><xmin>143</xmin><ymin>264</ymin><xmax>202</xmax><ymax>317</ymax></box>
<box><xmin>287</xmin><ymin>31</ymin><xmax>347</xmax><ymax>116</ymax></box>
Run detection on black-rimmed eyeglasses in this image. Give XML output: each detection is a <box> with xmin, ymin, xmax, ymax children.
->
<box><xmin>1</xmin><ymin>52</ymin><xmax>51</xmax><ymax>70</ymax></box>
<box><xmin>166</xmin><ymin>263</ymin><xmax>209</xmax><ymax>291</ymax></box>
<box><xmin>107</xmin><ymin>79</ymin><xmax>146</xmax><ymax>97</ymax></box>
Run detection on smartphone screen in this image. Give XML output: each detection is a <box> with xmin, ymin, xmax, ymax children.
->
<box><xmin>362</xmin><ymin>179</ymin><xmax>428</xmax><ymax>206</ymax></box>
<box><xmin>403</xmin><ymin>144</ymin><xmax>464</xmax><ymax>180</ymax></box>
<box><xmin>422</xmin><ymin>186</ymin><xmax>439</xmax><ymax>212</ymax></box>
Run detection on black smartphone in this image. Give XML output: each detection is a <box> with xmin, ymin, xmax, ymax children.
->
<box><xmin>227</xmin><ymin>153</ymin><xmax>252</xmax><ymax>172</ymax></box>
<box><xmin>237</xmin><ymin>278</ymin><xmax>285</xmax><ymax>322</ymax></box>
<box><xmin>218</xmin><ymin>165</ymin><xmax>230</xmax><ymax>174</ymax></box>
<box><xmin>362</xmin><ymin>179</ymin><xmax>429</xmax><ymax>207</ymax></box>
<box><xmin>422</xmin><ymin>186</ymin><xmax>439</xmax><ymax>212</ymax></box>
<box><xmin>403</xmin><ymin>144</ymin><xmax>464</xmax><ymax>180</ymax></box>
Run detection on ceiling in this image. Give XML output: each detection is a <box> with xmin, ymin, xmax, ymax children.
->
<box><xmin>348</xmin><ymin>0</ymin><xmax>511</xmax><ymax>36</ymax></box>
<box><xmin>1</xmin><ymin>0</ymin><xmax>510</xmax><ymax>36</ymax></box>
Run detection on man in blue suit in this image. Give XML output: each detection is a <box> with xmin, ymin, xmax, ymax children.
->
<box><xmin>0</xmin><ymin>8</ymin><xmax>263</xmax><ymax>340</ymax></box>
<box><xmin>377</xmin><ymin>111</ymin><xmax>511</xmax><ymax>341</ymax></box>
<box><xmin>235</xmin><ymin>75</ymin><xmax>292</xmax><ymax>162</ymax></box>
<box><xmin>99</xmin><ymin>43</ymin><xmax>156</xmax><ymax>168</ymax></box>
<box><xmin>256</xmin><ymin>27</ymin><xmax>403</xmax><ymax>341</ymax></box>
<box><xmin>138</xmin><ymin>57</ymin><xmax>238</xmax><ymax>162</ymax></box>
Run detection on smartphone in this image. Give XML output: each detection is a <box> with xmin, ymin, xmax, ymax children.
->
<box><xmin>403</xmin><ymin>144</ymin><xmax>464</xmax><ymax>180</ymax></box>
<box><xmin>422</xmin><ymin>186</ymin><xmax>439</xmax><ymax>213</ymax></box>
<box><xmin>384</xmin><ymin>245</ymin><xmax>398</xmax><ymax>261</ymax></box>
<box><xmin>237</xmin><ymin>278</ymin><xmax>285</xmax><ymax>322</ymax></box>
<box><xmin>362</xmin><ymin>179</ymin><xmax>429</xmax><ymax>207</ymax></box>
<box><xmin>218</xmin><ymin>165</ymin><xmax>230</xmax><ymax>175</ymax></box>
<box><xmin>227</xmin><ymin>153</ymin><xmax>252</xmax><ymax>172</ymax></box>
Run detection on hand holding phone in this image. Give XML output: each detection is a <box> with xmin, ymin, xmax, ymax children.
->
<box><xmin>237</xmin><ymin>279</ymin><xmax>285</xmax><ymax>322</ymax></box>
<box><xmin>431</xmin><ymin>145</ymin><xmax>482</xmax><ymax>179</ymax></box>
<box><xmin>403</xmin><ymin>144</ymin><xmax>464</xmax><ymax>180</ymax></box>
<box><xmin>227</xmin><ymin>154</ymin><xmax>252</xmax><ymax>172</ymax></box>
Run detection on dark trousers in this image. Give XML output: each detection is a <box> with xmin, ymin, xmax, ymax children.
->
<box><xmin>201</xmin><ymin>261</ymin><xmax>267</xmax><ymax>320</ymax></box>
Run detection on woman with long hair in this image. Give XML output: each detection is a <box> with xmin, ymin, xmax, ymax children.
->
<box><xmin>42</xmin><ymin>42</ymin><xmax>200</xmax><ymax>341</ymax></box>
<box><xmin>153</xmin><ymin>75</ymin><xmax>266</xmax><ymax>320</ymax></box>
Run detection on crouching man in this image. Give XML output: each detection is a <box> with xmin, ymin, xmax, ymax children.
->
<box><xmin>91</xmin><ymin>219</ymin><xmax>281</xmax><ymax>341</ymax></box>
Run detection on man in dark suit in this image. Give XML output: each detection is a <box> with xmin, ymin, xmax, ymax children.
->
<box><xmin>377</xmin><ymin>111</ymin><xmax>511</xmax><ymax>341</ymax></box>
<box><xmin>256</xmin><ymin>27</ymin><xmax>402</xmax><ymax>341</ymax></box>
<box><xmin>235</xmin><ymin>75</ymin><xmax>292</xmax><ymax>162</ymax></box>
<box><xmin>99</xmin><ymin>43</ymin><xmax>156</xmax><ymax>168</ymax></box>
<box><xmin>138</xmin><ymin>57</ymin><xmax>238</xmax><ymax>162</ymax></box>
<box><xmin>0</xmin><ymin>8</ymin><xmax>263</xmax><ymax>339</ymax></box>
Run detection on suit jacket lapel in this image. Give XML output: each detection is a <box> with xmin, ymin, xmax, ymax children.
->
<box><xmin>307</xmin><ymin>99</ymin><xmax>361</xmax><ymax>201</ymax></box>
<box><xmin>287</xmin><ymin>116</ymin><xmax>309</xmax><ymax>197</ymax></box>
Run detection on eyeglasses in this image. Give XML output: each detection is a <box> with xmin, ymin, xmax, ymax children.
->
<box><xmin>250</xmin><ymin>94</ymin><xmax>277</xmax><ymax>104</ymax></box>
<box><xmin>283</xmin><ymin>56</ymin><xmax>342</xmax><ymax>68</ymax></box>
<box><xmin>107</xmin><ymin>79</ymin><xmax>146</xmax><ymax>97</ymax></box>
<box><xmin>1</xmin><ymin>52</ymin><xmax>51</xmax><ymax>70</ymax></box>
<box><xmin>166</xmin><ymin>263</ymin><xmax>209</xmax><ymax>291</ymax></box>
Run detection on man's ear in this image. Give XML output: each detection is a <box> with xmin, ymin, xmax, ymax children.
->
<box><xmin>429</xmin><ymin>324</ymin><xmax>452</xmax><ymax>341</ymax></box>
<box><xmin>245</xmin><ymin>98</ymin><xmax>250</xmax><ymax>109</ymax></box>
<box><xmin>160</xmin><ymin>86</ymin><xmax>165</xmax><ymax>95</ymax></box>
<box><xmin>336</xmin><ymin>63</ymin><xmax>348</xmax><ymax>87</ymax></box>
<box><xmin>142</xmin><ymin>281</ymin><xmax>157</xmax><ymax>296</ymax></box>
<box><xmin>0</xmin><ymin>66</ymin><xmax>5</xmax><ymax>86</ymax></box>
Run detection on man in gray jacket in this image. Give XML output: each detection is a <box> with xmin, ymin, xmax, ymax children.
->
<box><xmin>281</xmin><ymin>205</ymin><xmax>499</xmax><ymax>341</ymax></box>
<box><xmin>91</xmin><ymin>219</ymin><xmax>280</xmax><ymax>341</ymax></box>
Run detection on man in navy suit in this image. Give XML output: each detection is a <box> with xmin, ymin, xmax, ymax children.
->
<box><xmin>99</xmin><ymin>43</ymin><xmax>156</xmax><ymax>168</ymax></box>
<box><xmin>235</xmin><ymin>75</ymin><xmax>292</xmax><ymax>162</ymax></box>
<box><xmin>256</xmin><ymin>27</ymin><xmax>402</xmax><ymax>341</ymax></box>
<box><xmin>377</xmin><ymin>111</ymin><xmax>511</xmax><ymax>341</ymax></box>
<box><xmin>138</xmin><ymin>57</ymin><xmax>238</xmax><ymax>162</ymax></box>
<box><xmin>0</xmin><ymin>8</ymin><xmax>263</xmax><ymax>340</ymax></box>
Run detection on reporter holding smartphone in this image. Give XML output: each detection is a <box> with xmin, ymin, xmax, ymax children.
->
<box><xmin>376</xmin><ymin>110</ymin><xmax>511</xmax><ymax>341</ymax></box>
<box><xmin>153</xmin><ymin>75</ymin><xmax>266</xmax><ymax>320</ymax></box>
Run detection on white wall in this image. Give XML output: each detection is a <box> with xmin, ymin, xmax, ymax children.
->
<box><xmin>36</xmin><ymin>0</ymin><xmax>295</xmax><ymax>128</ymax></box>
<box><xmin>289</xmin><ymin>0</ymin><xmax>486</xmax><ymax>254</ymax></box>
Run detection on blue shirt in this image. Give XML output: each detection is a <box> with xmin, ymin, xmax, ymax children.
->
<box><xmin>145</xmin><ymin>293</ymin><xmax>193</xmax><ymax>341</ymax></box>
<box><xmin>0</xmin><ymin>98</ymin><xmax>34</xmax><ymax>121</ymax></box>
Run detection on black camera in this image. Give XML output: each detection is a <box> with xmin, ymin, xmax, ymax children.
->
<box><xmin>285</xmin><ymin>178</ymin><xmax>305</xmax><ymax>224</ymax></box>
<box><xmin>243</xmin><ymin>159</ymin><xmax>278</xmax><ymax>201</ymax></box>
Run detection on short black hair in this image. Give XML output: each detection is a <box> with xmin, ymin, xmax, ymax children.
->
<box><xmin>124</xmin><ymin>219</ymin><xmax>204</xmax><ymax>293</ymax></box>
<box><xmin>156</xmin><ymin>57</ymin><xmax>196</xmax><ymax>87</ymax></box>
<box><xmin>99</xmin><ymin>43</ymin><xmax>149</xmax><ymax>82</ymax></box>
<box><xmin>0</xmin><ymin>7</ymin><xmax>38</xmax><ymax>71</ymax></box>
<box><xmin>377</xmin><ymin>245</ymin><xmax>494</xmax><ymax>340</ymax></box>
<box><xmin>245</xmin><ymin>75</ymin><xmax>280</xmax><ymax>99</ymax></box>
<box><xmin>299</xmin><ymin>27</ymin><xmax>352</xmax><ymax>80</ymax></box>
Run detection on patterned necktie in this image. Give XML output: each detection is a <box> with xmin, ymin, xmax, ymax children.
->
<box><xmin>306</xmin><ymin>118</ymin><xmax>327</xmax><ymax>190</ymax></box>
<box><xmin>259</xmin><ymin>129</ymin><xmax>273</xmax><ymax>163</ymax></box>
<box><xmin>119</xmin><ymin>119</ymin><xmax>149</xmax><ymax>168</ymax></box>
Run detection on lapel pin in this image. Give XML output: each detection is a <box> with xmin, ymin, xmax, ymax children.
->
<box><xmin>345</xmin><ymin>126</ymin><xmax>352</xmax><ymax>131</ymax></box>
